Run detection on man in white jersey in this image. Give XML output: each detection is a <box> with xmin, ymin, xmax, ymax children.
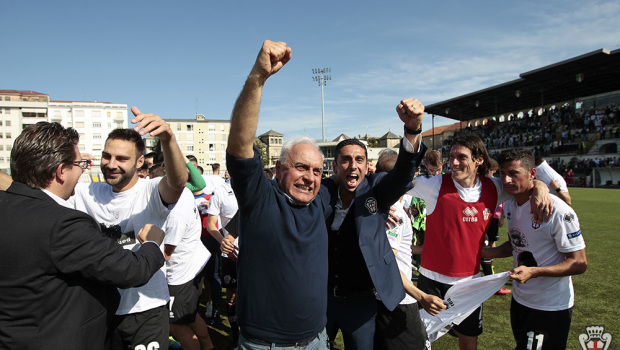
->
<box><xmin>207</xmin><ymin>181</ymin><xmax>240</xmax><ymax>348</ymax></box>
<box><xmin>203</xmin><ymin>163</ymin><xmax>226</xmax><ymax>195</ymax></box>
<box><xmin>374</xmin><ymin>152</ymin><xmax>445</xmax><ymax>350</ymax></box>
<box><xmin>70</xmin><ymin>107</ymin><xmax>188</xmax><ymax>350</ymax></box>
<box><xmin>535</xmin><ymin>157</ymin><xmax>572</xmax><ymax>205</ymax></box>
<box><xmin>406</xmin><ymin>133</ymin><xmax>552</xmax><ymax>350</ymax></box>
<box><xmin>484</xmin><ymin>149</ymin><xmax>587</xmax><ymax>350</ymax></box>
<box><xmin>149</xmin><ymin>165</ymin><xmax>213</xmax><ymax>350</ymax></box>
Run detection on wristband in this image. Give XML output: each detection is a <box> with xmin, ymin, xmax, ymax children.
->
<box><xmin>404</xmin><ymin>125</ymin><xmax>422</xmax><ymax>135</ymax></box>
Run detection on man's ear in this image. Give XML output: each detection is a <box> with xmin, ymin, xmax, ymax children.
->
<box><xmin>332</xmin><ymin>160</ymin><xmax>338</xmax><ymax>174</ymax></box>
<box><xmin>55</xmin><ymin>164</ymin><xmax>67</xmax><ymax>184</ymax></box>
<box><xmin>137</xmin><ymin>154</ymin><xmax>145</xmax><ymax>169</ymax></box>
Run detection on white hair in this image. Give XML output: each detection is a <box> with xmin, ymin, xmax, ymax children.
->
<box><xmin>279</xmin><ymin>135</ymin><xmax>324</xmax><ymax>164</ymax></box>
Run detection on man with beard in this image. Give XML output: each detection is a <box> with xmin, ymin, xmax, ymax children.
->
<box><xmin>70</xmin><ymin>107</ymin><xmax>188</xmax><ymax>350</ymax></box>
<box><xmin>0</xmin><ymin>122</ymin><xmax>166</xmax><ymax>349</ymax></box>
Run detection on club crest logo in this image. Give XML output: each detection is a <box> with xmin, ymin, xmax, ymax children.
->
<box><xmin>483</xmin><ymin>208</ymin><xmax>491</xmax><ymax>221</ymax></box>
<box><xmin>564</xmin><ymin>212</ymin><xmax>575</xmax><ymax>223</ymax></box>
<box><xmin>531</xmin><ymin>217</ymin><xmax>541</xmax><ymax>229</ymax></box>
<box><xmin>365</xmin><ymin>197</ymin><xmax>378</xmax><ymax>215</ymax></box>
<box><xmin>579</xmin><ymin>325</ymin><xmax>612</xmax><ymax>350</ymax></box>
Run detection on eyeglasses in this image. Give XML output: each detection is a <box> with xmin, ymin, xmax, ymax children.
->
<box><xmin>71</xmin><ymin>159</ymin><xmax>92</xmax><ymax>170</ymax></box>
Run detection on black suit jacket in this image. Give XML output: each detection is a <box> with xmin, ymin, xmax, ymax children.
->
<box><xmin>323</xmin><ymin>140</ymin><xmax>427</xmax><ymax>311</ymax></box>
<box><xmin>0</xmin><ymin>182</ymin><xmax>165</xmax><ymax>350</ymax></box>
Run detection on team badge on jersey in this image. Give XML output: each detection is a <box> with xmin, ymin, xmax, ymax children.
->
<box><xmin>579</xmin><ymin>325</ymin><xmax>612</xmax><ymax>350</ymax></box>
<box><xmin>365</xmin><ymin>197</ymin><xmax>378</xmax><ymax>215</ymax></box>
<box><xmin>531</xmin><ymin>217</ymin><xmax>541</xmax><ymax>229</ymax></box>
<box><xmin>483</xmin><ymin>208</ymin><xmax>491</xmax><ymax>221</ymax></box>
<box><xmin>564</xmin><ymin>213</ymin><xmax>575</xmax><ymax>223</ymax></box>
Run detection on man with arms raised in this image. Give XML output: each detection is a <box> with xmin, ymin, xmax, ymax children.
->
<box><xmin>323</xmin><ymin>98</ymin><xmax>427</xmax><ymax>349</ymax></box>
<box><xmin>406</xmin><ymin>133</ymin><xmax>552</xmax><ymax>350</ymax></box>
<box><xmin>484</xmin><ymin>149</ymin><xmax>586</xmax><ymax>350</ymax></box>
<box><xmin>0</xmin><ymin>122</ymin><xmax>166</xmax><ymax>349</ymax></box>
<box><xmin>70</xmin><ymin>108</ymin><xmax>188</xmax><ymax>350</ymax></box>
<box><xmin>226</xmin><ymin>40</ymin><xmax>331</xmax><ymax>349</ymax></box>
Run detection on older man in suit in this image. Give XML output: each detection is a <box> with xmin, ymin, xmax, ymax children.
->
<box><xmin>0</xmin><ymin>122</ymin><xmax>166</xmax><ymax>350</ymax></box>
<box><xmin>323</xmin><ymin>99</ymin><xmax>426</xmax><ymax>349</ymax></box>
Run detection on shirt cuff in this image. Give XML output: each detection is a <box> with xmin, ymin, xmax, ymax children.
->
<box><xmin>402</xmin><ymin>133</ymin><xmax>422</xmax><ymax>153</ymax></box>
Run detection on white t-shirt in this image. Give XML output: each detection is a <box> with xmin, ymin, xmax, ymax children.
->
<box><xmin>164</xmin><ymin>188</ymin><xmax>211</xmax><ymax>285</ymax></box>
<box><xmin>70</xmin><ymin>178</ymin><xmax>170</xmax><ymax>315</ymax></box>
<box><xmin>535</xmin><ymin>160</ymin><xmax>568</xmax><ymax>193</ymax></box>
<box><xmin>504</xmin><ymin>195</ymin><xmax>585</xmax><ymax>311</ymax></box>
<box><xmin>206</xmin><ymin>182</ymin><xmax>238</xmax><ymax>235</ymax></box>
<box><xmin>385</xmin><ymin>197</ymin><xmax>417</xmax><ymax>305</ymax></box>
<box><xmin>406</xmin><ymin>174</ymin><xmax>511</xmax><ymax>284</ymax></box>
<box><xmin>202</xmin><ymin>174</ymin><xmax>225</xmax><ymax>195</ymax></box>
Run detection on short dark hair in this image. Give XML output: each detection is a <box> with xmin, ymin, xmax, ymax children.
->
<box><xmin>450</xmin><ymin>133</ymin><xmax>491</xmax><ymax>176</ymax></box>
<box><xmin>334</xmin><ymin>139</ymin><xmax>368</xmax><ymax>161</ymax></box>
<box><xmin>212</xmin><ymin>163</ymin><xmax>220</xmax><ymax>172</ymax></box>
<box><xmin>145</xmin><ymin>152</ymin><xmax>158</xmax><ymax>161</ymax></box>
<box><xmin>498</xmin><ymin>149</ymin><xmax>535</xmax><ymax>171</ymax></box>
<box><xmin>11</xmin><ymin>122</ymin><xmax>79</xmax><ymax>189</ymax></box>
<box><xmin>148</xmin><ymin>163</ymin><xmax>166</xmax><ymax>178</ymax></box>
<box><xmin>186</xmin><ymin>155</ymin><xmax>198</xmax><ymax>163</ymax></box>
<box><xmin>106</xmin><ymin>129</ymin><xmax>145</xmax><ymax>157</ymax></box>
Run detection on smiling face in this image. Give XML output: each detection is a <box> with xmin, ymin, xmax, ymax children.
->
<box><xmin>333</xmin><ymin>144</ymin><xmax>369</xmax><ymax>194</ymax></box>
<box><xmin>500</xmin><ymin>159</ymin><xmax>536</xmax><ymax>200</ymax></box>
<box><xmin>275</xmin><ymin>143</ymin><xmax>323</xmax><ymax>205</ymax></box>
<box><xmin>101</xmin><ymin>139</ymin><xmax>144</xmax><ymax>192</ymax></box>
<box><xmin>449</xmin><ymin>144</ymin><xmax>483</xmax><ymax>188</ymax></box>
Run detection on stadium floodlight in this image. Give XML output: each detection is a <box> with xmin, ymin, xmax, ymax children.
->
<box><xmin>312</xmin><ymin>67</ymin><xmax>331</xmax><ymax>142</ymax></box>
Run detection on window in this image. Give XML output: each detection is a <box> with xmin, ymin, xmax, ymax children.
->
<box><xmin>221</xmin><ymin>144</ymin><xmax>226</xmax><ymax>151</ymax></box>
<box><xmin>5</xmin><ymin>121</ymin><xmax>9</xmax><ymax>127</ymax></box>
<box><xmin>209</xmin><ymin>144</ymin><xmax>215</xmax><ymax>151</ymax></box>
<box><xmin>116</xmin><ymin>123</ymin><xmax>123</xmax><ymax>128</ymax></box>
<box><xmin>5</xmin><ymin>133</ymin><xmax>10</xmax><ymax>139</ymax></box>
<box><xmin>93</xmin><ymin>144</ymin><xmax>102</xmax><ymax>151</ymax></box>
<box><xmin>0</xmin><ymin>121</ymin><xmax>2</xmax><ymax>126</ymax></box>
<box><xmin>220</xmin><ymin>124</ymin><xmax>225</xmax><ymax>131</ymax></box>
<box><xmin>116</xmin><ymin>112</ymin><xmax>123</xmax><ymax>119</ymax></box>
<box><xmin>0</xmin><ymin>109</ymin><xmax>2</xmax><ymax>114</ymax></box>
<box><xmin>4</xmin><ymin>97</ymin><xmax>9</xmax><ymax>101</ymax></box>
<box><xmin>177</xmin><ymin>124</ymin><xmax>181</xmax><ymax>131</ymax></box>
<box><xmin>75</xmin><ymin>122</ymin><xmax>85</xmax><ymax>128</ymax></box>
<box><xmin>187</xmin><ymin>145</ymin><xmax>194</xmax><ymax>152</ymax></box>
<box><xmin>187</xmin><ymin>133</ymin><xmax>193</xmax><ymax>141</ymax></box>
<box><xmin>209</xmin><ymin>124</ymin><xmax>216</xmax><ymax>131</ymax></box>
<box><xmin>209</xmin><ymin>154</ymin><xmax>216</xmax><ymax>161</ymax></box>
<box><xmin>6</xmin><ymin>145</ymin><xmax>11</xmax><ymax>151</ymax></box>
<box><xmin>0</xmin><ymin>157</ymin><xmax>4</xmax><ymax>163</ymax></box>
<box><xmin>186</xmin><ymin>125</ymin><xmax>194</xmax><ymax>131</ymax></box>
<box><xmin>79</xmin><ymin>145</ymin><xmax>85</xmax><ymax>151</ymax></box>
<box><xmin>92</xmin><ymin>111</ymin><xmax>101</xmax><ymax>117</ymax></box>
<box><xmin>75</xmin><ymin>110</ymin><xmax>84</xmax><ymax>117</ymax></box>
<box><xmin>108</xmin><ymin>123</ymin><xmax>112</xmax><ymax>128</ymax></box>
<box><xmin>92</xmin><ymin>122</ymin><xmax>102</xmax><ymax>128</ymax></box>
<box><xmin>93</xmin><ymin>134</ymin><xmax>102</xmax><ymax>139</ymax></box>
<box><xmin>0</xmin><ymin>145</ymin><xmax>3</xmax><ymax>150</ymax></box>
<box><xmin>0</xmin><ymin>134</ymin><xmax>3</xmax><ymax>138</ymax></box>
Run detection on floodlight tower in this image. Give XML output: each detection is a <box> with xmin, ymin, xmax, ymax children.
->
<box><xmin>312</xmin><ymin>68</ymin><xmax>331</xmax><ymax>142</ymax></box>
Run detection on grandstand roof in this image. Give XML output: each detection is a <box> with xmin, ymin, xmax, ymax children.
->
<box><xmin>425</xmin><ymin>48</ymin><xmax>620</xmax><ymax>121</ymax></box>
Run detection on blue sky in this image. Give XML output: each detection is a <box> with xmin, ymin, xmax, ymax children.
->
<box><xmin>3</xmin><ymin>0</ymin><xmax>620</xmax><ymax>142</ymax></box>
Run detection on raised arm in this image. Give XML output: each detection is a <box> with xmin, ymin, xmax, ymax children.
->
<box><xmin>396</xmin><ymin>98</ymin><xmax>424</xmax><ymax>152</ymax></box>
<box><xmin>227</xmin><ymin>40</ymin><xmax>292</xmax><ymax>159</ymax></box>
<box><xmin>530</xmin><ymin>179</ymin><xmax>554</xmax><ymax>223</ymax></box>
<box><xmin>131</xmin><ymin>106</ymin><xmax>188</xmax><ymax>204</ymax></box>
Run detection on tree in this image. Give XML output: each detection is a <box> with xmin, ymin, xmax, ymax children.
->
<box><xmin>254</xmin><ymin>140</ymin><xmax>269</xmax><ymax>167</ymax></box>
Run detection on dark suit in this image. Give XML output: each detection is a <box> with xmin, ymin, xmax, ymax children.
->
<box><xmin>0</xmin><ymin>182</ymin><xmax>165</xmax><ymax>350</ymax></box>
<box><xmin>323</xmin><ymin>140</ymin><xmax>427</xmax><ymax>348</ymax></box>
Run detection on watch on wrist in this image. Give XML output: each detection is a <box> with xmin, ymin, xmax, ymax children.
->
<box><xmin>404</xmin><ymin>125</ymin><xmax>422</xmax><ymax>135</ymax></box>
